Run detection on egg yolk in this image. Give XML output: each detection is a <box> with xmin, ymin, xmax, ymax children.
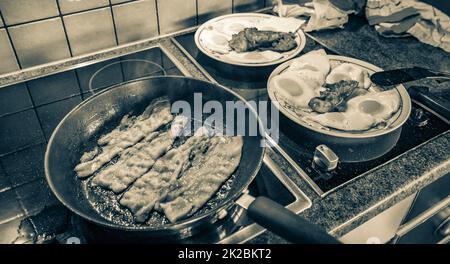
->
<box><xmin>359</xmin><ymin>100</ymin><xmax>383</xmax><ymax>115</ymax></box>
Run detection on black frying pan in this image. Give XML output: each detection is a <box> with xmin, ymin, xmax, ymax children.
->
<box><xmin>45</xmin><ymin>76</ymin><xmax>339</xmax><ymax>244</ymax></box>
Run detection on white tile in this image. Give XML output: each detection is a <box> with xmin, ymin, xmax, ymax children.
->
<box><xmin>157</xmin><ymin>0</ymin><xmax>196</xmax><ymax>34</ymax></box>
<box><xmin>113</xmin><ymin>0</ymin><xmax>158</xmax><ymax>44</ymax></box>
<box><xmin>58</xmin><ymin>0</ymin><xmax>109</xmax><ymax>14</ymax></box>
<box><xmin>197</xmin><ymin>0</ymin><xmax>232</xmax><ymax>23</ymax></box>
<box><xmin>9</xmin><ymin>18</ymin><xmax>71</xmax><ymax>68</ymax></box>
<box><xmin>0</xmin><ymin>16</ymin><xmax>4</xmax><ymax>27</ymax></box>
<box><xmin>233</xmin><ymin>0</ymin><xmax>265</xmax><ymax>12</ymax></box>
<box><xmin>0</xmin><ymin>29</ymin><xmax>19</xmax><ymax>74</ymax></box>
<box><xmin>0</xmin><ymin>0</ymin><xmax>58</xmax><ymax>25</ymax></box>
<box><xmin>64</xmin><ymin>8</ymin><xmax>117</xmax><ymax>55</ymax></box>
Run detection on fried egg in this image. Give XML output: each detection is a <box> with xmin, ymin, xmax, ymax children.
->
<box><xmin>200</xmin><ymin>29</ymin><xmax>231</xmax><ymax>54</ymax></box>
<box><xmin>289</xmin><ymin>49</ymin><xmax>330</xmax><ymax>76</ymax></box>
<box><xmin>272</xmin><ymin>71</ymin><xmax>320</xmax><ymax>108</ymax></box>
<box><xmin>346</xmin><ymin>89</ymin><xmax>401</xmax><ymax>120</ymax></box>
<box><xmin>226</xmin><ymin>50</ymin><xmax>283</xmax><ymax>64</ymax></box>
<box><xmin>309</xmin><ymin>89</ymin><xmax>401</xmax><ymax>131</ymax></box>
<box><xmin>326</xmin><ymin>63</ymin><xmax>372</xmax><ymax>89</ymax></box>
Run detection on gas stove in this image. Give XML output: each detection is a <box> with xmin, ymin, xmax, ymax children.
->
<box><xmin>172</xmin><ymin>30</ymin><xmax>450</xmax><ymax>197</ymax></box>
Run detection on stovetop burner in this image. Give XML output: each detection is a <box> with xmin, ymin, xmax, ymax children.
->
<box><xmin>172</xmin><ymin>31</ymin><xmax>450</xmax><ymax>197</ymax></box>
<box><xmin>0</xmin><ymin>44</ymin><xmax>310</xmax><ymax>244</ymax></box>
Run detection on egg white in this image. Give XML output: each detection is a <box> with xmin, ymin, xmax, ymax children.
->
<box><xmin>226</xmin><ymin>50</ymin><xmax>283</xmax><ymax>64</ymax></box>
<box><xmin>272</xmin><ymin>71</ymin><xmax>321</xmax><ymax>109</ymax></box>
<box><xmin>289</xmin><ymin>49</ymin><xmax>330</xmax><ymax>76</ymax></box>
<box><xmin>309</xmin><ymin>111</ymin><xmax>377</xmax><ymax>131</ymax></box>
<box><xmin>200</xmin><ymin>29</ymin><xmax>231</xmax><ymax>54</ymax></box>
<box><xmin>326</xmin><ymin>63</ymin><xmax>371</xmax><ymax>89</ymax></box>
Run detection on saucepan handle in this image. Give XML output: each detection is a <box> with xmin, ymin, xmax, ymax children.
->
<box><xmin>247</xmin><ymin>196</ymin><xmax>341</xmax><ymax>244</ymax></box>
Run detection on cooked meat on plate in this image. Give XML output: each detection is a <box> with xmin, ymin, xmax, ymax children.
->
<box><xmin>228</xmin><ymin>27</ymin><xmax>297</xmax><ymax>53</ymax></box>
<box><xmin>198</xmin><ymin>16</ymin><xmax>302</xmax><ymax>64</ymax></box>
<box><xmin>74</xmin><ymin>97</ymin><xmax>243</xmax><ymax>223</ymax></box>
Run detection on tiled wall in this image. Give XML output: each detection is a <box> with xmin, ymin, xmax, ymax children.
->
<box><xmin>0</xmin><ymin>47</ymin><xmax>178</xmax><ymax>155</ymax></box>
<box><xmin>0</xmin><ymin>47</ymin><xmax>182</xmax><ymax>235</ymax></box>
<box><xmin>0</xmin><ymin>0</ymin><xmax>270</xmax><ymax>75</ymax></box>
<box><xmin>0</xmin><ymin>0</ymin><xmax>274</xmax><ymax>241</ymax></box>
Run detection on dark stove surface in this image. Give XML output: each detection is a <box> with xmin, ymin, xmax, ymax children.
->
<box><xmin>173</xmin><ymin>31</ymin><xmax>450</xmax><ymax>196</ymax></box>
<box><xmin>62</xmin><ymin>163</ymin><xmax>295</xmax><ymax>244</ymax></box>
<box><xmin>6</xmin><ymin>160</ymin><xmax>295</xmax><ymax>244</ymax></box>
<box><xmin>277</xmin><ymin>104</ymin><xmax>450</xmax><ymax>194</ymax></box>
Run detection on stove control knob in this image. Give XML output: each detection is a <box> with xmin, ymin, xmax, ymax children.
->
<box><xmin>313</xmin><ymin>144</ymin><xmax>339</xmax><ymax>171</ymax></box>
<box><xmin>410</xmin><ymin>107</ymin><xmax>429</xmax><ymax>127</ymax></box>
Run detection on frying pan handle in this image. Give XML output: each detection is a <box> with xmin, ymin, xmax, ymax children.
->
<box><xmin>247</xmin><ymin>196</ymin><xmax>341</xmax><ymax>244</ymax></box>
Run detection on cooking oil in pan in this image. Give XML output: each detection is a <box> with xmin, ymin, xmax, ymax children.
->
<box><xmin>82</xmin><ymin>173</ymin><xmax>237</xmax><ymax>228</ymax></box>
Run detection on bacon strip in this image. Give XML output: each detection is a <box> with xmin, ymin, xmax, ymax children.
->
<box><xmin>120</xmin><ymin>133</ymin><xmax>210</xmax><ymax>222</ymax></box>
<box><xmin>160</xmin><ymin>136</ymin><xmax>243</xmax><ymax>223</ymax></box>
<box><xmin>74</xmin><ymin>97</ymin><xmax>173</xmax><ymax>178</ymax></box>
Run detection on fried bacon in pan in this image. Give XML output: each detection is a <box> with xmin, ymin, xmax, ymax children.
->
<box><xmin>119</xmin><ymin>132</ymin><xmax>211</xmax><ymax>222</ymax></box>
<box><xmin>74</xmin><ymin>97</ymin><xmax>173</xmax><ymax>178</ymax></box>
<box><xmin>161</xmin><ymin>136</ymin><xmax>243</xmax><ymax>223</ymax></box>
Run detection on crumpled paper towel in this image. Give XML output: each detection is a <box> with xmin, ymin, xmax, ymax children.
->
<box><xmin>366</xmin><ymin>0</ymin><xmax>450</xmax><ymax>52</ymax></box>
<box><xmin>274</xmin><ymin>0</ymin><xmax>349</xmax><ymax>32</ymax></box>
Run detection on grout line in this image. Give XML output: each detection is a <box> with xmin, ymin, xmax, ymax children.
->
<box><xmin>34</xmin><ymin>93</ymin><xmax>82</xmax><ymax>108</ymax></box>
<box><xmin>56</xmin><ymin>1</ymin><xmax>83</xmax><ymax>98</ymax></box>
<box><xmin>159</xmin><ymin>46</ymin><xmax>165</xmax><ymax>69</ymax></box>
<box><xmin>2</xmin><ymin>3</ymin><xmax>129</xmax><ymax>28</ymax></box>
<box><xmin>109</xmin><ymin>0</ymin><xmax>120</xmax><ymax>46</ymax></box>
<box><xmin>0</xmin><ymin>106</ymin><xmax>34</xmax><ymax>119</ymax></box>
<box><xmin>0</xmin><ymin>10</ymin><xmax>22</xmax><ymax>69</ymax></box>
<box><xmin>74</xmin><ymin>69</ymin><xmax>85</xmax><ymax>100</ymax></box>
<box><xmin>0</xmin><ymin>141</ymin><xmax>46</xmax><ymax>159</ymax></box>
<box><xmin>0</xmin><ymin>92</ymin><xmax>83</xmax><ymax>119</ymax></box>
<box><xmin>109</xmin><ymin>0</ymin><xmax>127</xmax><ymax>84</ymax></box>
<box><xmin>24</xmin><ymin>83</ymin><xmax>48</xmax><ymax>144</ymax></box>
<box><xmin>117</xmin><ymin>58</ymin><xmax>127</xmax><ymax>84</ymax></box>
<box><xmin>55</xmin><ymin>0</ymin><xmax>74</xmax><ymax>57</ymax></box>
<box><xmin>154</xmin><ymin>0</ymin><xmax>161</xmax><ymax>35</ymax></box>
<box><xmin>195</xmin><ymin>0</ymin><xmax>199</xmax><ymax>26</ymax></box>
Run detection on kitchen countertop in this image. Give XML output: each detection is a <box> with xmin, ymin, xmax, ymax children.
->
<box><xmin>1</xmin><ymin>15</ymin><xmax>449</xmax><ymax>244</ymax></box>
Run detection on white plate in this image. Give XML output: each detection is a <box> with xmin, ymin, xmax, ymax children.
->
<box><xmin>267</xmin><ymin>55</ymin><xmax>412</xmax><ymax>138</ymax></box>
<box><xmin>195</xmin><ymin>13</ymin><xmax>306</xmax><ymax>67</ymax></box>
